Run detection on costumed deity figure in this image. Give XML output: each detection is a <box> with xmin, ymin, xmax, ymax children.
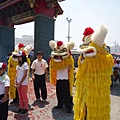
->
<box><xmin>49</xmin><ymin>40</ymin><xmax>75</xmax><ymax>115</ymax></box>
<box><xmin>8</xmin><ymin>43</ymin><xmax>32</xmax><ymax>102</ymax></box>
<box><xmin>73</xmin><ymin>24</ymin><xmax>114</xmax><ymax>120</ymax></box>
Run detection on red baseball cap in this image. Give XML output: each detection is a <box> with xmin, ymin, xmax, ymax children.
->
<box><xmin>18</xmin><ymin>43</ymin><xmax>25</xmax><ymax>48</ymax></box>
<box><xmin>17</xmin><ymin>51</ymin><xmax>26</xmax><ymax>56</ymax></box>
<box><xmin>0</xmin><ymin>62</ymin><xmax>7</xmax><ymax>69</ymax></box>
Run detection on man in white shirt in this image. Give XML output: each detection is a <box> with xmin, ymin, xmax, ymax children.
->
<box><xmin>31</xmin><ymin>51</ymin><xmax>48</xmax><ymax>102</ymax></box>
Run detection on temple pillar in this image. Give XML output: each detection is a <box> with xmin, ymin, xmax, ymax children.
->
<box><xmin>0</xmin><ymin>25</ymin><xmax>14</xmax><ymax>62</ymax></box>
<box><xmin>34</xmin><ymin>14</ymin><xmax>55</xmax><ymax>61</ymax></box>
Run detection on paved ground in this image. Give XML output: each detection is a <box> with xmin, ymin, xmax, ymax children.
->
<box><xmin>7</xmin><ymin>79</ymin><xmax>120</xmax><ymax>120</ymax></box>
<box><xmin>110</xmin><ymin>80</ymin><xmax>120</xmax><ymax>120</ymax></box>
<box><xmin>8</xmin><ymin>80</ymin><xmax>74</xmax><ymax>120</ymax></box>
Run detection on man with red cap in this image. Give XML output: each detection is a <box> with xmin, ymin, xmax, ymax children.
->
<box><xmin>0</xmin><ymin>62</ymin><xmax>10</xmax><ymax>120</ymax></box>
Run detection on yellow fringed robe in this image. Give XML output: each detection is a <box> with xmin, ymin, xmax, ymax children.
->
<box><xmin>73</xmin><ymin>42</ymin><xmax>114</xmax><ymax>120</ymax></box>
<box><xmin>50</xmin><ymin>55</ymin><xmax>74</xmax><ymax>96</ymax></box>
<box><xmin>8</xmin><ymin>56</ymin><xmax>18</xmax><ymax>99</ymax></box>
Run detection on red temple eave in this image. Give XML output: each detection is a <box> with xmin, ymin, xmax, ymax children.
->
<box><xmin>54</xmin><ymin>2</ymin><xmax>64</xmax><ymax>17</ymax></box>
<box><xmin>35</xmin><ymin>0</ymin><xmax>63</xmax><ymax>18</ymax></box>
<box><xmin>57</xmin><ymin>3</ymin><xmax>63</xmax><ymax>15</ymax></box>
<box><xmin>0</xmin><ymin>0</ymin><xmax>23</xmax><ymax>10</ymax></box>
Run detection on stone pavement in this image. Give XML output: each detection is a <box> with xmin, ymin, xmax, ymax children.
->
<box><xmin>7</xmin><ymin>79</ymin><xmax>120</xmax><ymax>120</ymax></box>
<box><xmin>110</xmin><ymin>81</ymin><xmax>120</xmax><ymax>120</ymax></box>
<box><xmin>8</xmin><ymin>80</ymin><xmax>73</xmax><ymax>120</ymax></box>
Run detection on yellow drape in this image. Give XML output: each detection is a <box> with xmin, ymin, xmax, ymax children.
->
<box><xmin>73</xmin><ymin>42</ymin><xmax>114</xmax><ymax>120</ymax></box>
<box><xmin>50</xmin><ymin>55</ymin><xmax>74</xmax><ymax>96</ymax></box>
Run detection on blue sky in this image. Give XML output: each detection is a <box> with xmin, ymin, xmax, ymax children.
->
<box><xmin>15</xmin><ymin>0</ymin><xmax>120</xmax><ymax>47</ymax></box>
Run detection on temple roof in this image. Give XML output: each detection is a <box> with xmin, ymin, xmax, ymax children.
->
<box><xmin>0</xmin><ymin>0</ymin><xmax>33</xmax><ymax>17</ymax></box>
<box><xmin>0</xmin><ymin>0</ymin><xmax>64</xmax><ymax>25</ymax></box>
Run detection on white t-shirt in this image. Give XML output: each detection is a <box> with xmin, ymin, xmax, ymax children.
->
<box><xmin>16</xmin><ymin>62</ymin><xmax>29</xmax><ymax>85</ymax></box>
<box><xmin>31</xmin><ymin>59</ymin><xmax>48</xmax><ymax>75</ymax></box>
<box><xmin>114</xmin><ymin>63</ymin><xmax>120</xmax><ymax>68</ymax></box>
<box><xmin>57</xmin><ymin>67</ymin><xmax>69</xmax><ymax>80</ymax></box>
<box><xmin>0</xmin><ymin>73</ymin><xmax>10</xmax><ymax>95</ymax></box>
<box><xmin>113</xmin><ymin>63</ymin><xmax>120</xmax><ymax>75</ymax></box>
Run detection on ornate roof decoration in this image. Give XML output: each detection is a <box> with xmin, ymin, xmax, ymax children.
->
<box><xmin>45</xmin><ymin>0</ymin><xmax>64</xmax><ymax>17</ymax></box>
<box><xmin>29</xmin><ymin>0</ymin><xmax>36</xmax><ymax>9</ymax></box>
<box><xmin>45</xmin><ymin>0</ymin><xmax>65</xmax><ymax>2</ymax></box>
<box><xmin>0</xmin><ymin>0</ymin><xmax>36</xmax><ymax>10</ymax></box>
<box><xmin>0</xmin><ymin>0</ymin><xmax>64</xmax><ymax>25</ymax></box>
<box><xmin>0</xmin><ymin>0</ymin><xmax>35</xmax><ymax>25</ymax></box>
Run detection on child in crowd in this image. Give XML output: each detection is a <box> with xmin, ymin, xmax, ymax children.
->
<box><xmin>113</xmin><ymin>58</ymin><xmax>120</xmax><ymax>84</ymax></box>
<box><xmin>15</xmin><ymin>51</ymin><xmax>29</xmax><ymax>115</ymax></box>
<box><xmin>0</xmin><ymin>62</ymin><xmax>10</xmax><ymax>120</ymax></box>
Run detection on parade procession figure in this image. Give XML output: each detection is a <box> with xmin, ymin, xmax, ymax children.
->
<box><xmin>73</xmin><ymin>24</ymin><xmax>114</xmax><ymax>120</ymax></box>
<box><xmin>49</xmin><ymin>40</ymin><xmax>75</xmax><ymax>115</ymax></box>
<box><xmin>8</xmin><ymin>43</ymin><xmax>32</xmax><ymax>103</ymax></box>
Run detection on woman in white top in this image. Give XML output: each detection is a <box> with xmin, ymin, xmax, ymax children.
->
<box><xmin>0</xmin><ymin>62</ymin><xmax>10</xmax><ymax>120</ymax></box>
<box><xmin>15</xmin><ymin>51</ymin><xmax>29</xmax><ymax>115</ymax></box>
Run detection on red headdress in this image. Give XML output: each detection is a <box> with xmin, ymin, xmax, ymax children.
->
<box><xmin>18</xmin><ymin>43</ymin><xmax>25</xmax><ymax>48</ymax></box>
<box><xmin>57</xmin><ymin>41</ymin><xmax>63</xmax><ymax>49</ymax></box>
<box><xmin>83</xmin><ymin>27</ymin><xmax>94</xmax><ymax>36</ymax></box>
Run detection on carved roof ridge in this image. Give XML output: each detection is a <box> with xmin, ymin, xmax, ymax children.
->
<box><xmin>0</xmin><ymin>0</ymin><xmax>23</xmax><ymax>10</ymax></box>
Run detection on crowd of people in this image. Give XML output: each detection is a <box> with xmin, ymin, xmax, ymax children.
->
<box><xmin>0</xmin><ymin>49</ymin><xmax>49</xmax><ymax>119</ymax></box>
<box><xmin>112</xmin><ymin>57</ymin><xmax>120</xmax><ymax>86</ymax></box>
<box><xmin>0</xmin><ymin>24</ymin><xmax>115</xmax><ymax>120</ymax></box>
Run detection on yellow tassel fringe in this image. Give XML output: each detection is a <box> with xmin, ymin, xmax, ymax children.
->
<box><xmin>74</xmin><ymin>42</ymin><xmax>114</xmax><ymax>120</ymax></box>
<box><xmin>50</xmin><ymin>55</ymin><xmax>74</xmax><ymax>96</ymax></box>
